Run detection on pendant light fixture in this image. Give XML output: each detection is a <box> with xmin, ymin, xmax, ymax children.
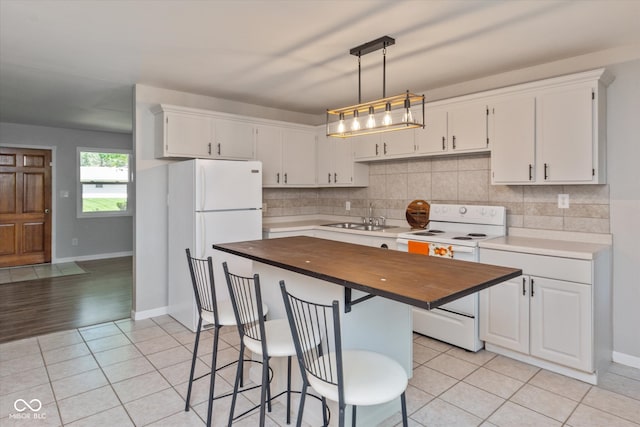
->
<box><xmin>326</xmin><ymin>36</ymin><xmax>424</xmax><ymax>138</ymax></box>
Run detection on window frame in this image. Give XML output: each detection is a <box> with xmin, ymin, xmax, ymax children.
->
<box><xmin>77</xmin><ymin>147</ymin><xmax>133</xmax><ymax>218</ymax></box>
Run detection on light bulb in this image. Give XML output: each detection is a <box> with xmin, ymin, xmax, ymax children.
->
<box><xmin>337</xmin><ymin>113</ymin><xmax>345</xmax><ymax>133</ymax></box>
<box><xmin>402</xmin><ymin>95</ymin><xmax>413</xmax><ymax>123</ymax></box>
<box><xmin>366</xmin><ymin>106</ymin><xmax>376</xmax><ymax>128</ymax></box>
<box><xmin>402</xmin><ymin>108</ymin><xmax>413</xmax><ymax>123</ymax></box>
<box><xmin>382</xmin><ymin>102</ymin><xmax>393</xmax><ymax>126</ymax></box>
<box><xmin>351</xmin><ymin>110</ymin><xmax>361</xmax><ymax>131</ymax></box>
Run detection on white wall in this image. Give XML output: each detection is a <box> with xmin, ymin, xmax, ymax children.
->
<box><xmin>0</xmin><ymin>122</ymin><xmax>133</xmax><ymax>261</ymax></box>
<box><xmin>606</xmin><ymin>60</ymin><xmax>640</xmax><ymax>362</ymax></box>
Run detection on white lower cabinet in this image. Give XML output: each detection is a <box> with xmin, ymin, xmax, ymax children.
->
<box><xmin>479</xmin><ymin>245</ymin><xmax>610</xmax><ymax>384</ymax></box>
<box><xmin>481</xmin><ymin>274</ymin><xmax>592</xmax><ymax>372</ymax></box>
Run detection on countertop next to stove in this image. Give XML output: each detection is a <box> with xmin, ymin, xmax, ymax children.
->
<box><xmin>479</xmin><ymin>235</ymin><xmax>611</xmax><ymax>260</ymax></box>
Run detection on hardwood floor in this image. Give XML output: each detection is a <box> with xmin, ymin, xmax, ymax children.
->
<box><xmin>0</xmin><ymin>256</ymin><xmax>132</xmax><ymax>343</ymax></box>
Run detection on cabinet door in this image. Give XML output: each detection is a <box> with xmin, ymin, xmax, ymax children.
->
<box><xmin>213</xmin><ymin>119</ymin><xmax>255</xmax><ymax>160</ymax></box>
<box><xmin>538</xmin><ymin>85</ymin><xmax>594</xmax><ymax>182</ymax></box>
<box><xmin>165</xmin><ymin>112</ymin><xmax>213</xmax><ymax>158</ymax></box>
<box><xmin>415</xmin><ymin>106</ymin><xmax>448</xmax><ymax>154</ymax></box>
<box><xmin>353</xmin><ymin>134</ymin><xmax>380</xmax><ymax>160</ymax></box>
<box><xmin>282</xmin><ymin>129</ymin><xmax>316</xmax><ymax>185</ymax></box>
<box><xmin>448</xmin><ymin>102</ymin><xmax>488</xmax><ymax>152</ymax></box>
<box><xmin>255</xmin><ymin>125</ymin><xmax>283</xmax><ymax>186</ymax></box>
<box><xmin>316</xmin><ymin>135</ymin><xmax>334</xmax><ymax>185</ymax></box>
<box><xmin>530</xmin><ymin>277</ymin><xmax>592</xmax><ymax>371</ymax></box>
<box><xmin>380</xmin><ymin>129</ymin><xmax>415</xmax><ymax>157</ymax></box>
<box><xmin>333</xmin><ymin>140</ymin><xmax>355</xmax><ymax>184</ymax></box>
<box><xmin>480</xmin><ymin>276</ymin><xmax>530</xmax><ymax>353</ymax></box>
<box><xmin>490</xmin><ymin>96</ymin><xmax>536</xmax><ymax>183</ymax></box>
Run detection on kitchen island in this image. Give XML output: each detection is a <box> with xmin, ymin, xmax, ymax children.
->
<box><xmin>213</xmin><ymin>236</ymin><xmax>521</xmax><ymax>425</ymax></box>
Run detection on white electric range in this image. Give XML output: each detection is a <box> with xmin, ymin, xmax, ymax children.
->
<box><xmin>396</xmin><ymin>204</ymin><xmax>506</xmax><ymax>351</ymax></box>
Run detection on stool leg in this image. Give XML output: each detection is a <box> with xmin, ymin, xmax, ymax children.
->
<box><xmin>206</xmin><ymin>325</ymin><xmax>220</xmax><ymax>427</ymax></box>
<box><xmin>321</xmin><ymin>397</ymin><xmax>328</xmax><ymax>427</ymax></box>
<box><xmin>185</xmin><ymin>317</ymin><xmax>202</xmax><ymax>411</ymax></box>
<box><xmin>401</xmin><ymin>391</ymin><xmax>408</xmax><ymax>427</ymax></box>
<box><xmin>351</xmin><ymin>405</ymin><xmax>356</xmax><ymax>427</ymax></box>
<box><xmin>286</xmin><ymin>355</ymin><xmax>292</xmax><ymax>424</ymax></box>
<box><xmin>227</xmin><ymin>342</ymin><xmax>245</xmax><ymax>427</ymax></box>
<box><xmin>259</xmin><ymin>354</ymin><xmax>269</xmax><ymax>426</ymax></box>
<box><xmin>296</xmin><ymin>384</ymin><xmax>308</xmax><ymax>427</ymax></box>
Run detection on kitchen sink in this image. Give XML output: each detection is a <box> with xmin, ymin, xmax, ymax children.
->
<box><xmin>321</xmin><ymin>222</ymin><xmax>396</xmax><ymax>231</ymax></box>
<box><xmin>322</xmin><ymin>222</ymin><xmax>363</xmax><ymax>229</ymax></box>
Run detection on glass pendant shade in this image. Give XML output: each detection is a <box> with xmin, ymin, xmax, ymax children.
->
<box><xmin>366</xmin><ymin>106</ymin><xmax>376</xmax><ymax>128</ymax></box>
<box><xmin>351</xmin><ymin>110</ymin><xmax>361</xmax><ymax>131</ymax></box>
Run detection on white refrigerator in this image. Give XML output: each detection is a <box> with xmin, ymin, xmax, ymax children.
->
<box><xmin>167</xmin><ymin>159</ymin><xmax>262</xmax><ymax>331</ymax></box>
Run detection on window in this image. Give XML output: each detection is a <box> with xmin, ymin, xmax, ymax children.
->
<box><xmin>78</xmin><ymin>148</ymin><xmax>132</xmax><ymax>217</ymax></box>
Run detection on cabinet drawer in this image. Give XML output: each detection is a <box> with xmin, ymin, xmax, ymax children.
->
<box><xmin>480</xmin><ymin>249</ymin><xmax>591</xmax><ymax>284</ymax></box>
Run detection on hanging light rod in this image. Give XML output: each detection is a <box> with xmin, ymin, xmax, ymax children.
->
<box><xmin>327</xmin><ymin>35</ymin><xmax>424</xmax><ymax>139</ymax></box>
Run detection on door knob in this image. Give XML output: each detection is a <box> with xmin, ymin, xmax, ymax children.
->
<box><xmin>44</xmin><ymin>209</ymin><xmax>50</xmax><ymax>213</ymax></box>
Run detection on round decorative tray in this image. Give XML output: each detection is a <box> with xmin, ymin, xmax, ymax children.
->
<box><xmin>406</xmin><ymin>200</ymin><xmax>430</xmax><ymax>229</ymax></box>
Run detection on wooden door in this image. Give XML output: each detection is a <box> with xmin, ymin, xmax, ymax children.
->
<box><xmin>0</xmin><ymin>147</ymin><xmax>52</xmax><ymax>267</ymax></box>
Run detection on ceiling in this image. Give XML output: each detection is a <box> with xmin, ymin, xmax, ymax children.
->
<box><xmin>1</xmin><ymin>0</ymin><xmax>639</xmax><ymax>134</ymax></box>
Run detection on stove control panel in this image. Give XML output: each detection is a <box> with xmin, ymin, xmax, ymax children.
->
<box><xmin>430</xmin><ymin>204</ymin><xmax>506</xmax><ymax>225</ymax></box>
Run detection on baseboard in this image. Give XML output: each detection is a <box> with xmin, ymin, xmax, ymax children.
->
<box><xmin>131</xmin><ymin>306</ymin><xmax>168</xmax><ymax>321</ymax></box>
<box><xmin>53</xmin><ymin>251</ymin><xmax>133</xmax><ymax>263</ymax></box>
<box><xmin>613</xmin><ymin>351</ymin><xmax>640</xmax><ymax>369</ymax></box>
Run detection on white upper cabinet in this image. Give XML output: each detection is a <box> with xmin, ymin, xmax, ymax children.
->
<box><xmin>152</xmin><ymin>105</ymin><xmax>254</xmax><ymax>160</ymax></box>
<box><xmin>415</xmin><ymin>101</ymin><xmax>489</xmax><ymax>156</ymax></box>
<box><xmin>255</xmin><ymin>125</ymin><xmax>316</xmax><ymax>187</ymax></box>
<box><xmin>490</xmin><ymin>96</ymin><xmax>536</xmax><ymax>183</ymax></box>
<box><xmin>212</xmin><ymin>119</ymin><xmax>255</xmax><ymax>159</ymax></box>
<box><xmin>538</xmin><ymin>84</ymin><xmax>594</xmax><ymax>183</ymax></box>
<box><xmin>490</xmin><ymin>68</ymin><xmax>612</xmax><ymax>185</ymax></box>
<box><xmin>415</xmin><ymin>106</ymin><xmax>448</xmax><ymax>154</ymax></box>
<box><xmin>317</xmin><ymin>130</ymin><xmax>368</xmax><ymax>187</ymax></box>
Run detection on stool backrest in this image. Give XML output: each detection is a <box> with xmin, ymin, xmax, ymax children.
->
<box><xmin>222</xmin><ymin>262</ymin><xmax>268</xmax><ymax>354</ymax></box>
<box><xmin>185</xmin><ymin>248</ymin><xmax>219</xmax><ymax>325</ymax></box>
<box><xmin>280</xmin><ymin>281</ymin><xmax>344</xmax><ymax>401</ymax></box>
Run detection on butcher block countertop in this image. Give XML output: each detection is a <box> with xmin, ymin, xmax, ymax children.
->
<box><xmin>214</xmin><ymin>236</ymin><xmax>521</xmax><ymax>310</ymax></box>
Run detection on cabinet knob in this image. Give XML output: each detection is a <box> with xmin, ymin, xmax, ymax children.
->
<box><xmin>328</xmin><ymin>173</ymin><xmax>331</xmax><ymax>183</ymax></box>
<box><xmin>452</xmin><ymin>135</ymin><xmax>456</xmax><ymax>150</ymax></box>
<box><xmin>544</xmin><ymin>163</ymin><xmax>549</xmax><ymax>180</ymax></box>
<box><xmin>334</xmin><ymin>173</ymin><xmax>337</xmax><ymax>183</ymax></box>
<box><xmin>442</xmin><ymin>136</ymin><xmax>446</xmax><ymax>151</ymax></box>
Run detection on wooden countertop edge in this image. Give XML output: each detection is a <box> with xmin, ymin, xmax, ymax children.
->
<box><xmin>213</xmin><ymin>244</ymin><xmax>522</xmax><ymax>310</ymax></box>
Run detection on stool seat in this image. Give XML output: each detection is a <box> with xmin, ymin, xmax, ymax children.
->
<box><xmin>308</xmin><ymin>350</ymin><xmax>408</xmax><ymax>406</ymax></box>
<box><xmin>244</xmin><ymin>318</ymin><xmax>295</xmax><ymax>358</ymax></box>
<box><xmin>201</xmin><ymin>300</ymin><xmax>269</xmax><ymax>327</ymax></box>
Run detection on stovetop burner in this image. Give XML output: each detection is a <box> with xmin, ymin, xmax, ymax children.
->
<box><xmin>468</xmin><ymin>233</ymin><xmax>487</xmax><ymax>237</ymax></box>
<box><xmin>414</xmin><ymin>232</ymin><xmax>438</xmax><ymax>236</ymax></box>
<box><xmin>428</xmin><ymin>230</ymin><xmax>444</xmax><ymax>233</ymax></box>
<box><xmin>452</xmin><ymin>236</ymin><xmax>473</xmax><ymax>240</ymax></box>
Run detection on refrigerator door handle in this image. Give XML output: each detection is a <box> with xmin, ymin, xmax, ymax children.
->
<box><xmin>199</xmin><ymin>214</ymin><xmax>206</xmax><ymax>258</ymax></box>
<box><xmin>199</xmin><ymin>166</ymin><xmax>206</xmax><ymax>211</ymax></box>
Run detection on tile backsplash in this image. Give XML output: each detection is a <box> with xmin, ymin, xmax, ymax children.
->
<box><xmin>263</xmin><ymin>153</ymin><xmax>610</xmax><ymax>234</ymax></box>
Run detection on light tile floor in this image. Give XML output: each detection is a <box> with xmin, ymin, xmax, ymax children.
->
<box><xmin>0</xmin><ymin>262</ymin><xmax>86</xmax><ymax>284</ymax></box>
<box><xmin>1</xmin><ymin>315</ymin><xmax>639</xmax><ymax>426</ymax></box>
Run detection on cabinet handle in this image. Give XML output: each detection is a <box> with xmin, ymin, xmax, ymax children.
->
<box><xmin>383</xmin><ymin>142</ymin><xmax>387</xmax><ymax>155</ymax></box>
<box><xmin>328</xmin><ymin>173</ymin><xmax>331</xmax><ymax>184</ymax></box>
<box><xmin>522</xmin><ymin>277</ymin><xmax>526</xmax><ymax>296</ymax></box>
<box><xmin>375</xmin><ymin>143</ymin><xmax>379</xmax><ymax>156</ymax></box>
<box><xmin>334</xmin><ymin>173</ymin><xmax>337</xmax><ymax>183</ymax></box>
<box><xmin>442</xmin><ymin>136</ymin><xmax>446</xmax><ymax>151</ymax></box>
<box><xmin>530</xmin><ymin>278</ymin><xmax>535</xmax><ymax>297</ymax></box>
<box><xmin>544</xmin><ymin>163</ymin><xmax>548</xmax><ymax>180</ymax></box>
<box><xmin>277</xmin><ymin>172</ymin><xmax>280</xmax><ymax>184</ymax></box>
<box><xmin>452</xmin><ymin>135</ymin><xmax>456</xmax><ymax>149</ymax></box>
<box><xmin>208</xmin><ymin>143</ymin><xmax>212</xmax><ymax>155</ymax></box>
<box><xmin>528</xmin><ymin>164</ymin><xmax>533</xmax><ymax>181</ymax></box>
<box><xmin>284</xmin><ymin>173</ymin><xmax>288</xmax><ymax>184</ymax></box>
<box><xmin>217</xmin><ymin>143</ymin><xmax>221</xmax><ymax>156</ymax></box>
